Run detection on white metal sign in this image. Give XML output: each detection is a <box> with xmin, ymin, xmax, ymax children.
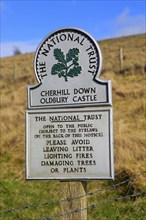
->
<box><xmin>26</xmin><ymin>27</ymin><xmax>114</xmax><ymax>180</ymax></box>
<box><xmin>28</xmin><ymin>28</ymin><xmax>112</xmax><ymax>109</ymax></box>
<box><xmin>26</xmin><ymin>108</ymin><xmax>113</xmax><ymax>180</ymax></box>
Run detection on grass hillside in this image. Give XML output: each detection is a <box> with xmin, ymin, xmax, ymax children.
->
<box><xmin>0</xmin><ymin>33</ymin><xmax>146</xmax><ymax>219</ymax></box>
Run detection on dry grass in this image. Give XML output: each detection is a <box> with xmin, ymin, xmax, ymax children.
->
<box><xmin>0</xmin><ymin>34</ymin><xmax>146</xmax><ymax>189</ymax></box>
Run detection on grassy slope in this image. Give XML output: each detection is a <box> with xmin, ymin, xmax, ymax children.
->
<box><xmin>0</xmin><ymin>34</ymin><xmax>146</xmax><ymax>219</ymax></box>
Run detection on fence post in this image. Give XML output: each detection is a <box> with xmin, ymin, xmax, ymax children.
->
<box><xmin>60</xmin><ymin>181</ymin><xmax>87</xmax><ymax>220</ymax></box>
<box><xmin>13</xmin><ymin>63</ymin><xmax>17</xmax><ymax>81</ymax></box>
<box><xmin>120</xmin><ymin>47</ymin><xmax>123</xmax><ymax>71</ymax></box>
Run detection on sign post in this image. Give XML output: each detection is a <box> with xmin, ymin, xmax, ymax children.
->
<box><xmin>26</xmin><ymin>28</ymin><xmax>114</xmax><ymax>219</ymax></box>
<box><xmin>60</xmin><ymin>181</ymin><xmax>87</xmax><ymax>220</ymax></box>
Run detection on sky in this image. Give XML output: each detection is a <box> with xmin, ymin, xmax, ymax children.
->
<box><xmin>0</xmin><ymin>0</ymin><xmax>145</xmax><ymax>57</ymax></box>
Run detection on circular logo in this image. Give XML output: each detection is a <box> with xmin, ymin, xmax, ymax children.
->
<box><xmin>34</xmin><ymin>28</ymin><xmax>102</xmax><ymax>83</ymax></box>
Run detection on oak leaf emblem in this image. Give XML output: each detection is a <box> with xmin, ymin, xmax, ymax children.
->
<box><xmin>51</xmin><ymin>48</ymin><xmax>82</xmax><ymax>81</ymax></box>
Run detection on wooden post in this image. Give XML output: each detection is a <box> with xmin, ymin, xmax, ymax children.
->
<box><xmin>13</xmin><ymin>63</ymin><xmax>17</xmax><ymax>81</ymax></box>
<box><xmin>60</xmin><ymin>181</ymin><xmax>87</xmax><ymax>220</ymax></box>
<box><xmin>119</xmin><ymin>47</ymin><xmax>123</xmax><ymax>71</ymax></box>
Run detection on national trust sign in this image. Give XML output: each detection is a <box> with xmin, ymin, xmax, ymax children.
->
<box><xmin>26</xmin><ymin>28</ymin><xmax>114</xmax><ymax>180</ymax></box>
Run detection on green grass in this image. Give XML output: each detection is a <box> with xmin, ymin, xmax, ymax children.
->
<box><xmin>0</xmin><ymin>180</ymin><xmax>60</xmax><ymax>219</ymax></box>
<box><xmin>88</xmin><ymin>195</ymin><xmax>146</xmax><ymax>220</ymax></box>
<box><xmin>0</xmin><ymin>179</ymin><xmax>145</xmax><ymax>219</ymax></box>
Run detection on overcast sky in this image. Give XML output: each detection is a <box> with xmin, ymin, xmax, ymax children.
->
<box><xmin>0</xmin><ymin>0</ymin><xmax>145</xmax><ymax>57</ymax></box>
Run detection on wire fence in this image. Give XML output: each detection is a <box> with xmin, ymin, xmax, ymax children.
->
<box><xmin>43</xmin><ymin>190</ymin><xmax>146</xmax><ymax>220</ymax></box>
<box><xmin>0</xmin><ymin>170</ymin><xmax>146</xmax><ymax>219</ymax></box>
<box><xmin>99</xmin><ymin>44</ymin><xmax>146</xmax><ymax>73</ymax></box>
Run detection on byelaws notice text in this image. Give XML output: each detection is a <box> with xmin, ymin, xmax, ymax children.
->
<box><xmin>26</xmin><ymin>109</ymin><xmax>112</xmax><ymax>179</ymax></box>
